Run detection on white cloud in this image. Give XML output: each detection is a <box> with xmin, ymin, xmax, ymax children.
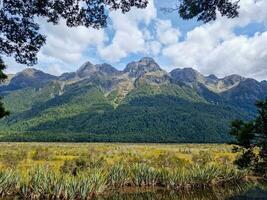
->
<box><xmin>236</xmin><ymin>0</ymin><xmax>267</xmax><ymax>26</ymax></box>
<box><xmin>98</xmin><ymin>0</ymin><xmax>157</xmax><ymax>62</ymax></box>
<box><xmin>162</xmin><ymin>22</ymin><xmax>235</xmax><ymax>69</ymax></box>
<box><xmin>162</xmin><ymin>0</ymin><xmax>267</xmax><ymax>80</ymax></box>
<box><xmin>3</xmin><ymin>18</ymin><xmax>107</xmax><ymax>75</ymax></box>
<box><xmin>39</xmin><ymin>19</ymin><xmax>106</xmax><ymax>64</ymax></box>
<box><xmin>156</xmin><ymin>20</ymin><xmax>181</xmax><ymax>45</ymax></box>
<box><xmin>3</xmin><ymin>52</ymin><xmax>76</xmax><ymax>76</ymax></box>
<box><xmin>203</xmin><ymin>32</ymin><xmax>267</xmax><ymax>79</ymax></box>
<box><xmin>148</xmin><ymin>41</ymin><xmax>162</xmax><ymax>56</ymax></box>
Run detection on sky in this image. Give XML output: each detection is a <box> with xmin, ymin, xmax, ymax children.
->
<box><xmin>3</xmin><ymin>0</ymin><xmax>267</xmax><ymax>80</ymax></box>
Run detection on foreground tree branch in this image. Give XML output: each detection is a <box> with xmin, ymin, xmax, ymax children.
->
<box><xmin>162</xmin><ymin>0</ymin><xmax>240</xmax><ymax>23</ymax></box>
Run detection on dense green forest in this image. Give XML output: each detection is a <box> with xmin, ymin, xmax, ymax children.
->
<box><xmin>0</xmin><ymin>83</ymin><xmax>251</xmax><ymax>143</ymax></box>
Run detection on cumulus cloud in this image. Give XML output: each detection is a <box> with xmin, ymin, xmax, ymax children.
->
<box><xmin>162</xmin><ymin>0</ymin><xmax>267</xmax><ymax>80</ymax></box>
<box><xmin>39</xmin><ymin>19</ymin><xmax>106</xmax><ymax>64</ymax></box>
<box><xmin>156</xmin><ymin>20</ymin><xmax>181</xmax><ymax>45</ymax></box>
<box><xmin>4</xmin><ymin>18</ymin><xmax>107</xmax><ymax>75</ymax></box>
<box><xmin>203</xmin><ymin>32</ymin><xmax>267</xmax><ymax>79</ymax></box>
<box><xmin>147</xmin><ymin>41</ymin><xmax>162</xmax><ymax>56</ymax></box>
<box><xmin>98</xmin><ymin>0</ymin><xmax>157</xmax><ymax>62</ymax></box>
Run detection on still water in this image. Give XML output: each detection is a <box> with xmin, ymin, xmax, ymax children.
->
<box><xmin>97</xmin><ymin>183</ymin><xmax>267</xmax><ymax>200</ymax></box>
<box><xmin>1</xmin><ymin>183</ymin><xmax>267</xmax><ymax>200</ymax></box>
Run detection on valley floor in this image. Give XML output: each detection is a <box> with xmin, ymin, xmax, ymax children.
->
<box><xmin>0</xmin><ymin>143</ymin><xmax>235</xmax><ymax>170</ymax></box>
<box><xmin>0</xmin><ymin>143</ymin><xmax>257</xmax><ymax>199</ymax></box>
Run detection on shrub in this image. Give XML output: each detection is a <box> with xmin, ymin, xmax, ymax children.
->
<box><xmin>0</xmin><ymin>150</ymin><xmax>27</xmax><ymax>168</ymax></box>
<box><xmin>61</xmin><ymin>155</ymin><xmax>105</xmax><ymax>176</ymax></box>
<box><xmin>32</xmin><ymin>147</ymin><xmax>54</xmax><ymax>161</ymax></box>
<box><xmin>192</xmin><ymin>150</ymin><xmax>212</xmax><ymax>165</ymax></box>
<box><xmin>154</xmin><ymin>152</ymin><xmax>188</xmax><ymax>168</ymax></box>
<box><xmin>234</xmin><ymin>149</ymin><xmax>258</xmax><ymax>170</ymax></box>
<box><xmin>61</xmin><ymin>157</ymin><xmax>89</xmax><ymax>175</ymax></box>
<box><xmin>216</xmin><ymin>155</ymin><xmax>232</xmax><ymax>165</ymax></box>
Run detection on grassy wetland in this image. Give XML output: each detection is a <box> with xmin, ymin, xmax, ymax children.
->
<box><xmin>0</xmin><ymin>143</ymin><xmax>262</xmax><ymax>199</ymax></box>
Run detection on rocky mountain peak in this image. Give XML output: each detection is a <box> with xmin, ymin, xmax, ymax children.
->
<box><xmin>124</xmin><ymin>57</ymin><xmax>162</xmax><ymax>78</ymax></box>
<box><xmin>223</xmin><ymin>74</ymin><xmax>244</xmax><ymax>82</ymax></box>
<box><xmin>76</xmin><ymin>62</ymin><xmax>119</xmax><ymax>79</ymax></box>
<box><xmin>15</xmin><ymin>68</ymin><xmax>56</xmax><ymax>80</ymax></box>
<box><xmin>76</xmin><ymin>61</ymin><xmax>96</xmax><ymax>78</ymax></box>
<box><xmin>139</xmin><ymin>57</ymin><xmax>156</xmax><ymax>63</ymax></box>
<box><xmin>58</xmin><ymin>72</ymin><xmax>77</xmax><ymax>81</ymax></box>
<box><xmin>6</xmin><ymin>68</ymin><xmax>57</xmax><ymax>90</ymax></box>
<box><xmin>20</xmin><ymin>68</ymin><xmax>40</xmax><ymax>76</ymax></box>
<box><xmin>95</xmin><ymin>63</ymin><xmax>120</xmax><ymax>76</ymax></box>
<box><xmin>222</xmin><ymin>74</ymin><xmax>245</xmax><ymax>87</ymax></box>
<box><xmin>170</xmin><ymin>68</ymin><xmax>204</xmax><ymax>84</ymax></box>
<box><xmin>207</xmin><ymin>74</ymin><xmax>218</xmax><ymax>80</ymax></box>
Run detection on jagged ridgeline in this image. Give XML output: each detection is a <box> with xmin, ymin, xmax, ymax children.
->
<box><xmin>1</xmin><ymin>57</ymin><xmax>267</xmax><ymax>142</ymax></box>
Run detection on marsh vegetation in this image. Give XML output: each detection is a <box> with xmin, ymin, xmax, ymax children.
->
<box><xmin>0</xmin><ymin>143</ymin><xmax>255</xmax><ymax>199</ymax></box>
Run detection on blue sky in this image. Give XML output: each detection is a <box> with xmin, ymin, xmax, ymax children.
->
<box><xmin>4</xmin><ymin>0</ymin><xmax>267</xmax><ymax>80</ymax></box>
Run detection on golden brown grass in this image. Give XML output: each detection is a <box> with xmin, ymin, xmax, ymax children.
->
<box><xmin>0</xmin><ymin>143</ymin><xmax>237</xmax><ymax>170</ymax></box>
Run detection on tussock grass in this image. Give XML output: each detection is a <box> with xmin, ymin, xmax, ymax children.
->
<box><xmin>0</xmin><ymin>143</ymin><xmax>247</xmax><ymax>199</ymax></box>
<box><xmin>0</xmin><ymin>164</ymin><xmax>246</xmax><ymax>199</ymax></box>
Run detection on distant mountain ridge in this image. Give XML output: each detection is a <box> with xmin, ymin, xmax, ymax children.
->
<box><xmin>0</xmin><ymin>57</ymin><xmax>266</xmax><ymax>143</ymax></box>
<box><xmin>3</xmin><ymin>57</ymin><xmax>265</xmax><ymax>95</ymax></box>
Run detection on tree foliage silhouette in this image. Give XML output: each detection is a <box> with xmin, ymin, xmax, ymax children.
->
<box><xmin>230</xmin><ymin>99</ymin><xmax>267</xmax><ymax>176</ymax></box>
<box><xmin>178</xmin><ymin>0</ymin><xmax>240</xmax><ymax>23</ymax></box>
<box><xmin>0</xmin><ymin>57</ymin><xmax>10</xmax><ymax>118</ymax></box>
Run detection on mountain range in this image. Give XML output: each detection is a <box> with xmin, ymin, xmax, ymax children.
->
<box><xmin>0</xmin><ymin>57</ymin><xmax>266</xmax><ymax>142</ymax></box>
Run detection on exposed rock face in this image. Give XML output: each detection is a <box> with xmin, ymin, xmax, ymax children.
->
<box><xmin>221</xmin><ymin>74</ymin><xmax>244</xmax><ymax>88</ymax></box>
<box><xmin>1</xmin><ymin>57</ymin><xmax>267</xmax><ymax>109</ymax></box>
<box><xmin>221</xmin><ymin>78</ymin><xmax>267</xmax><ymax>105</ymax></box>
<box><xmin>206</xmin><ymin>74</ymin><xmax>218</xmax><ymax>80</ymax></box>
<box><xmin>170</xmin><ymin>68</ymin><xmax>205</xmax><ymax>86</ymax></box>
<box><xmin>6</xmin><ymin>68</ymin><xmax>57</xmax><ymax>91</ymax></box>
<box><xmin>169</xmin><ymin>69</ymin><xmax>245</xmax><ymax>93</ymax></box>
<box><xmin>76</xmin><ymin>61</ymin><xmax>96</xmax><ymax>78</ymax></box>
<box><xmin>58</xmin><ymin>72</ymin><xmax>77</xmax><ymax>81</ymax></box>
<box><xmin>262</xmin><ymin>80</ymin><xmax>267</xmax><ymax>90</ymax></box>
<box><xmin>95</xmin><ymin>64</ymin><xmax>120</xmax><ymax>76</ymax></box>
<box><xmin>124</xmin><ymin>57</ymin><xmax>162</xmax><ymax>78</ymax></box>
<box><xmin>76</xmin><ymin>62</ymin><xmax>119</xmax><ymax>79</ymax></box>
<box><xmin>135</xmin><ymin>71</ymin><xmax>171</xmax><ymax>86</ymax></box>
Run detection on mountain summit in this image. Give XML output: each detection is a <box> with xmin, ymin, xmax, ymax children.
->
<box><xmin>1</xmin><ymin>68</ymin><xmax>57</xmax><ymax>92</ymax></box>
<box><xmin>170</xmin><ymin>68</ymin><xmax>205</xmax><ymax>85</ymax></box>
<box><xmin>124</xmin><ymin>57</ymin><xmax>162</xmax><ymax>78</ymax></box>
<box><xmin>76</xmin><ymin>62</ymin><xmax>119</xmax><ymax>78</ymax></box>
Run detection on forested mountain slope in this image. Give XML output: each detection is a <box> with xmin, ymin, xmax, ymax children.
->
<box><xmin>0</xmin><ymin>58</ymin><xmax>266</xmax><ymax>142</ymax></box>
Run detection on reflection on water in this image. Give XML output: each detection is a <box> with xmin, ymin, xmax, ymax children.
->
<box><xmin>1</xmin><ymin>183</ymin><xmax>267</xmax><ymax>200</ymax></box>
<box><xmin>228</xmin><ymin>188</ymin><xmax>267</xmax><ymax>200</ymax></box>
<box><xmin>97</xmin><ymin>183</ymin><xmax>267</xmax><ymax>200</ymax></box>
